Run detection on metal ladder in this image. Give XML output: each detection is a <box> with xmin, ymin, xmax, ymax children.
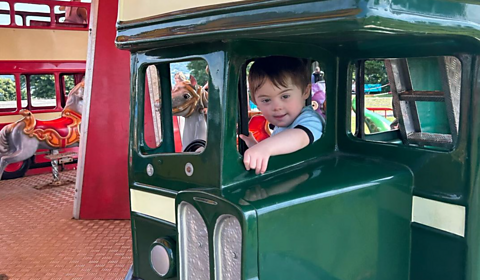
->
<box><xmin>384</xmin><ymin>57</ymin><xmax>461</xmax><ymax>149</ymax></box>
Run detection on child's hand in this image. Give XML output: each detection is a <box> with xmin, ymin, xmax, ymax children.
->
<box><xmin>243</xmin><ymin>144</ymin><xmax>271</xmax><ymax>175</ymax></box>
<box><xmin>239</xmin><ymin>133</ymin><xmax>258</xmax><ymax>148</ymax></box>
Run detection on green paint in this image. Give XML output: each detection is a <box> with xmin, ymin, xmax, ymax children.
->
<box><xmin>118</xmin><ymin>1</ymin><xmax>480</xmax><ymax>279</ymax></box>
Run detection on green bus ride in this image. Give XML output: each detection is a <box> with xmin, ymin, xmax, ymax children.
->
<box><xmin>116</xmin><ymin>0</ymin><xmax>480</xmax><ymax>279</ymax></box>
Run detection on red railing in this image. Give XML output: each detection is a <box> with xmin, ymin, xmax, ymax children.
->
<box><xmin>0</xmin><ymin>0</ymin><xmax>90</xmax><ymax>30</ymax></box>
<box><xmin>367</xmin><ymin>107</ymin><xmax>393</xmax><ymax>118</ymax></box>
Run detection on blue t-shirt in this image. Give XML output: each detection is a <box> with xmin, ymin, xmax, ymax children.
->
<box><xmin>271</xmin><ymin>106</ymin><xmax>323</xmax><ymax>144</ymax></box>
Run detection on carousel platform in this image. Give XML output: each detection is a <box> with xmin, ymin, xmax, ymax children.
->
<box><xmin>0</xmin><ymin>170</ymin><xmax>132</xmax><ymax>280</ymax></box>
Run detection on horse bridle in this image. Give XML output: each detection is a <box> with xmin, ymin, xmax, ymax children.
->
<box><xmin>172</xmin><ymin>82</ymin><xmax>207</xmax><ymax>118</ymax></box>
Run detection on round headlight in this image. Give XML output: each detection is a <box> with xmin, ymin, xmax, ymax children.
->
<box><xmin>150</xmin><ymin>238</ymin><xmax>176</xmax><ymax>278</ymax></box>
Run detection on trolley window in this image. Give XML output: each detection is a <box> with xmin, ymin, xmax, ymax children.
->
<box><xmin>29</xmin><ymin>74</ymin><xmax>56</xmax><ymax>108</ymax></box>
<box><xmin>142</xmin><ymin>59</ymin><xmax>210</xmax><ymax>154</ymax></box>
<box><xmin>61</xmin><ymin>74</ymin><xmax>76</xmax><ymax>96</ymax></box>
<box><xmin>350</xmin><ymin>56</ymin><xmax>462</xmax><ymax>150</ymax></box>
<box><xmin>60</xmin><ymin>73</ymin><xmax>79</xmax><ymax>107</ymax></box>
<box><xmin>14</xmin><ymin>3</ymin><xmax>50</xmax><ymax>26</ymax></box>
<box><xmin>237</xmin><ymin>57</ymin><xmax>326</xmax><ymax>154</ymax></box>
<box><xmin>0</xmin><ymin>74</ymin><xmax>18</xmax><ymax>111</ymax></box>
<box><xmin>0</xmin><ymin>1</ymin><xmax>10</xmax><ymax>25</ymax></box>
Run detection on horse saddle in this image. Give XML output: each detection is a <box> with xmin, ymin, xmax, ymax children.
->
<box><xmin>19</xmin><ymin>109</ymin><xmax>82</xmax><ymax>148</ymax></box>
<box><xmin>248</xmin><ymin>113</ymin><xmax>272</xmax><ymax>142</ymax></box>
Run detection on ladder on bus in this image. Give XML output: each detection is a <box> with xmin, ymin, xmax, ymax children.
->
<box><xmin>384</xmin><ymin>57</ymin><xmax>461</xmax><ymax>149</ymax></box>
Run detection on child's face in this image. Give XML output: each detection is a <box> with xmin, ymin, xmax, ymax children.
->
<box><xmin>254</xmin><ymin>78</ymin><xmax>309</xmax><ymax>127</ymax></box>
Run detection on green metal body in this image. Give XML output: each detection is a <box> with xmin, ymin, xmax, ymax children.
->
<box><xmin>117</xmin><ymin>0</ymin><xmax>480</xmax><ymax>279</ymax></box>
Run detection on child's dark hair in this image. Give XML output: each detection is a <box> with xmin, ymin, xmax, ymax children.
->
<box><xmin>248</xmin><ymin>56</ymin><xmax>310</xmax><ymax>104</ymax></box>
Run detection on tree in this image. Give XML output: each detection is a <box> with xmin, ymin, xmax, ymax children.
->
<box><xmin>20</xmin><ymin>76</ymin><xmax>27</xmax><ymax>100</ymax></box>
<box><xmin>364</xmin><ymin>60</ymin><xmax>390</xmax><ymax>92</ymax></box>
<box><xmin>0</xmin><ymin>78</ymin><xmax>17</xmax><ymax>101</ymax></box>
<box><xmin>187</xmin><ymin>60</ymin><xmax>209</xmax><ymax>86</ymax></box>
<box><xmin>64</xmin><ymin>75</ymin><xmax>76</xmax><ymax>94</ymax></box>
<box><xmin>30</xmin><ymin>75</ymin><xmax>56</xmax><ymax>99</ymax></box>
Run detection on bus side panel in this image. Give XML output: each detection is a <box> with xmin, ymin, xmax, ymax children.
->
<box><xmin>131</xmin><ymin>213</ymin><xmax>177</xmax><ymax>279</ymax></box>
<box><xmin>410</xmin><ymin>223</ymin><xmax>466</xmax><ymax>280</ymax></box>
<box><xmin>252</xmin><ymin>161</ymin><xmax>412</xmax><ymax>280</ymax></box>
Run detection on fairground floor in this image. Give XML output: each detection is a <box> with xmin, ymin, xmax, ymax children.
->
<box><xmin>0</xmin><ymin>170</ymin><xmax>132</xmax><ymax>280</ymax></box>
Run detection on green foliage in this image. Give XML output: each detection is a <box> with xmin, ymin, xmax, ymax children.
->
<box><xmin>364</xmin><ymin>60</ymin><xmax>390</xmax><ymax>92</ymax></box>
<box><xmin>0</xmin><ymin>78</ymin><xmax>17</xmax><ymax>101</ymax></box>
<box><xmin>64</xmin><ymin>75</ymin><xmax>75</xmax><ymax>94</ymax></box>
<box><xmin>187</xmin><ymin>60</ymin><xmax>209</xmax><ymax>86</ymax></box>
<box><xmin>20</xmin><ymin>75</ymin><xmax>26</xmax><ymax>100</ymax></box>
<box><xmin>30</xmin><ymin>74</ymin><xmax>56</xmax><ymax>99</ymax></box>
<box><xmin>0</xmin><ymin>75</ymin><xmax>74</xmax><ymax>103</ymax></box>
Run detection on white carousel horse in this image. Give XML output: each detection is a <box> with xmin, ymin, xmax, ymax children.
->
<box><xmin>0</xmin><ymin>81</ymin><xmax>84</xmax><ymax>179</ymax></box>
<box><xmin>171</xmin><ymin>76</ymin><xmax>208</xmax><ymax>152</ymax></box>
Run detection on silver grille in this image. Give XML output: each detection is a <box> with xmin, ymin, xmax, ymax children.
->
<box><xmin>214</xmin><ymin>215</ymin><xmax>242</xmax><ymax>280</ymax></box>
<box><xmin>178</xmin><ymin>202</ymin><xmax>210</xmax><ymax>280</ymax></box>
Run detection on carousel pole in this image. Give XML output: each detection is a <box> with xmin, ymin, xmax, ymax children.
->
<box><xmin>51</xmin><ymin>149</ymin><xmax>60</xmax><ymax>182</ymax></box>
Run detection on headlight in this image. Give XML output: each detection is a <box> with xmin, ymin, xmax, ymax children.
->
<box><xmin>178</xmin><ymin>202</ymin><xmax>210</xmax><ymax>280</ymax></box>
<box><xmin>214</xmin><ymin>215</ymin><xmax>242</xmax><ymax>280</ymax></box>
<box><xmin>150</xmin><ymin>238</ymin><xmax>175</xmax><ymax>278</ymax></box>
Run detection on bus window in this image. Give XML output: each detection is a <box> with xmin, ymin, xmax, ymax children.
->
<box><xmin>350</xmin><ymin>60</ymin><xmax>392</xmax><ymax>136</ymax></box>
<box><xmin>54</xmin><ymin>4</ymin><xmax>88</xmax><ymax>26</ymax></box>
<box><xmin>0</xmin><ymin>2</ymin><xmax>10</xmax><ymax>25</ymax></box>
<box><xmin>14</xmin><ymin>3</ymin><xmax>50</xmax><ymax>26</ymax></box>
<box><xmin>14</xmin><ymin>15</ymin><xmax>22</xmax><ymax>25</ymax></box>
<box><xmin>61</xmin><ymin>74</ymin><xmax>76</xmax><ymax>95</ymax></box>
<box><xmin>311</xmin><ymin>61</ymin><xmax>326</xmax><ymax>118</ymax></box>
<box><xmin>59</xmin><ymin>74</ymin><xmax>76</xmax><ymax>107</ymax></box>
<box><xmin>19</xmin><ymin>75</ymin><xmax>27</xmax><ymax>108</ymax></box>
<box><xmin>142</xmin><ymin>59</ymin><xmax>209</xmax><ymax>153</ymax></box>
<box><xmin>351</xmin><ymin>56</ymin><xmax>461</xmax><ymax>150</ymax></box>
<box><xmin>0</xmin><ymin>75</ymin><xmax>17</xmax><ymax>111</ymax></box>
<box><xmin>29</xmin><ymin>74</ymin><xmax>56</xmax><ymax>108</ymax></box>
<box><xmin>238</xmin><ymin>57</ymin><xmax>325</xmax><ymax>153</ymax></box>
<box><xmin>54</xmin><ymin>6</ymin><xmax>65</xmax><ymax>23</ymax></box>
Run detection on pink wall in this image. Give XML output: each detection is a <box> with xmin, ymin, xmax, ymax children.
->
<box><xmin>79</xmin><ymin>0</ymin><xmax>130</xmax><ymax>219</ymax></box>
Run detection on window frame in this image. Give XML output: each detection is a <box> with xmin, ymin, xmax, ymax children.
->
<box><xmin>236</xmin><ymin>56</ymin><xmax>327</xmax><ymax>156</ymax></box>
<box><xmin>138</xmin><ymin>58</ymin><xmax>211</xmax><ymax>156</ymax></box>
<box><xmin>26</xmin><ymin>73</ymin><xmax>58</xmax><ymax>109</ymax></box>
<box><xmin>0</xmin><ymin>73</ymin><xmax>19</xmax><ymax>112</ymax></box>
<box><xmin>347</xmin><ymin>54</ymin><xmax>467</xmax><ymax>152</ymax></box>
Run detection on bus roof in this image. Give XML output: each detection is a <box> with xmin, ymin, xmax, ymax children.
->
<box><xmin>116</xmin><ymin>0</ymin><xmax>480</xmax><ymax>51</ymax></box>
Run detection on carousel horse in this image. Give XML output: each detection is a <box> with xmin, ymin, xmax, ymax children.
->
<box><xmin>171</xmin><ymin>76</ymin><xmax>208</xmax><ymax>151</ymax></box>
<box><xmin>0</xmin><ymin>81</ymin><xmax>84</xmax><ymax>179</ymax></box>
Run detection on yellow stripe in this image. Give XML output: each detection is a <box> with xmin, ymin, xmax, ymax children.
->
<box><xmin>118</xmin><ymin>0</ymin><xmax>246</xmax><ymax>21</ymax></box>
<box><xmin>0</xmin><ymin>112</ymin><xmax>61</xmax><ymax>124</ymax></box>
<box><xmin>130</xmin><ymin>189</ymin><xmax>176</xmax><ymax>224</ymax></box>
<box><xmin>0</xmin><ymin>28</ymin><xmax>88</xmax><ymax>61</ymax></box>
<box><xmin>412</xmin><ymin>196</ymin><xmax>465</xmax><ymax>237</ymax></box>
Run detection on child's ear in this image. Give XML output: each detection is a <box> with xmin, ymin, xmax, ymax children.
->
<box><xmin>303</xmin><ymin>84</ymin><xmax>312</xmax><ymax>99</ymax></box>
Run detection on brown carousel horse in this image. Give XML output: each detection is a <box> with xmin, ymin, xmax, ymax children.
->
<box><xmin>171</xmin><ymin>76</ymin><xmax>208</xmax><ymax>152</ymax></box>
<box><xmin>0</xmin><ymin>81</ymin><xmax>84</xmax><ymax>179</ymax></box>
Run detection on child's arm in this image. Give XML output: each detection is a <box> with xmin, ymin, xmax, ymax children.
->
<box><xmin>242</xmin><ymin>128</ymin><xmax>310</xmax><ymax>174</ymax></box>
